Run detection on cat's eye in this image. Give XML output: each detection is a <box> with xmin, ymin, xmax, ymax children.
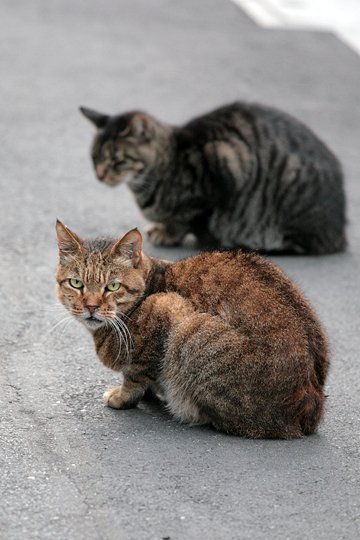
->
<box><xmin>69</xmin><ymin>278</ymin><xmax>83</xmax><ymax>289</ymax></box>
<box><xmin>106</xmin><ymin>282</ymin><xmax>121</xmax><ymax>292</ymax></box>
<box><xmin>114</xmin><ymin>159</ymin><xmax>126</xmax><ymax>171</ymax></box>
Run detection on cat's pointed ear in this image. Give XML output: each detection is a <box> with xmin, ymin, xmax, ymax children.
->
<box><xmin>110</xmin><ymin>228</ymin><xmax>143</xmax><ymax>268</ymax></box>
<box><xmin>79</xmin><ymin>106</ymin><xmax>109</xmax><ymax>129</ymax></box>
<box><xmin>129</xmin><ymin>113</ymin><xmax>154</xmax><ymax>139</ymax></box>
<box><xmin>56</xmin><ymin>220</ymin><xmax>84</xmax><ymax>258</ymax></box>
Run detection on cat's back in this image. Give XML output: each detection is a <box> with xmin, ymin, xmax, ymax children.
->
<box><xmin>183</xmin><ymin>101</ymin><xmax>305</xmax><ymax>136</ymax></box>
<box><xmin>183</xmin><ymin>101</ymin><xmax>338</xmax><ymax>162</ymax></box>
<box><xmin>165</xmin><ymin>250</ymin><xmax>323</xmax><ymax>345</ymax></box>
<box><xmin>166</xmin><ymin>250</ymin><xmax>302</xmax><ymax>307</ymax></box>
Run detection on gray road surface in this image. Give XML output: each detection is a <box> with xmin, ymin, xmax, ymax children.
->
<box><xmin>1</xmin><ymin>0</ymin><xmax>360</xmax><ymax>538</ymax></box>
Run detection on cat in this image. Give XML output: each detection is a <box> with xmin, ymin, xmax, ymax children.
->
<box><xmin>55</xmin><ymin>220</ymin><xmax>329</xmax><ymax>438</ymax></box>
<box><xmin>80</xmin><ymin>102</ymin><xmax>346</xmax><ymax>254</ymax></box>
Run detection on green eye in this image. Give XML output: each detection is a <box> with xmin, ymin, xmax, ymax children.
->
<box><xmin>69</xmin><ymin>278</ymin><xmax>83</xmax><ymax>289</ymax></box>
<box><xmin>106</xmin><ymin>282</ymin><xmax>121</xmax><ymax>292</ymax></box>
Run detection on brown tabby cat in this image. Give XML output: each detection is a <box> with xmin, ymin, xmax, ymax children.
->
<box><xmin>55</xmin><ymin>220</ymin><xmax>329</xmax><ymax>438</ymax></box>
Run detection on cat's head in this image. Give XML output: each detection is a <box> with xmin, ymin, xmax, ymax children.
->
<box><xmin>80</xmin><ymin>107</ymin><xmax>169</xmax><ymax>187</ymax></box>
<box><xmin>55</xmin><ymin>220</ymin><xmax>150</xmax><ymax>331</ymax></box>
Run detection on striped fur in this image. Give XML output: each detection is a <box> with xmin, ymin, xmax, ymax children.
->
<box><xmin>81</xmin><ymin>102</ymin><xmax>346</xmax><ymax>254</ymax></box>
<box><xmin>56</xmin><ymin>223</ymin><xmax>329</xmax><ymax>438</ymax></box>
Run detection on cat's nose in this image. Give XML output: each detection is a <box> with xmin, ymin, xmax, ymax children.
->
<box><xmin>86</xmin><ymin>304</ymin><xmax>99</xmax><ymax>314</ymax></box>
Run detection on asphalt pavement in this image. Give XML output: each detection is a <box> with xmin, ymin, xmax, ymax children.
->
<box><xmin>1</xmin><ymin>0</ymin><xmax>360</xmax><ymax>538</ymax></box>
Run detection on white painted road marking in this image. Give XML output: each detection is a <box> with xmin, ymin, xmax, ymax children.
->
<box><xmin>231</xmin><ymin>0</ymin><xmax>360</xmax><ymax>55</ymax></box>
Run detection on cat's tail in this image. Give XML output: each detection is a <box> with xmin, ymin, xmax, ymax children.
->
<box><xmin>310</xmin><ymin>329</ymin><xmax>329</xmax><ymax>389</ymax></box>
<box><xmin>288</xmin><ymin>381</ymin><xmax>326</xmax><ymax>436</ymax></box>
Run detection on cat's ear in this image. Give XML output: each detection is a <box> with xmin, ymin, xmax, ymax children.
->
<box><xmin>110</xmin><ymin>228</ymin><xmax>143</xmax><ymax>268</ymax></box>
<box><xmin>129</xmin><ymin>114</ymin><xmax>154</xmax><ymax>139</ymax></box>
<box><xmin>79</xmin><ymin>106</ymin><xmax>109</xmax><ymax>129</ymax></box>
<box><xmin>56</xmin><ymin>220</ymin><xmax>84</xmax><ymax>258</ymax></box>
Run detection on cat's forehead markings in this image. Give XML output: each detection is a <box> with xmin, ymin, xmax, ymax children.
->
<box><xmin>80</xmin><ymin>251</ymin><xmax>109</xmax><ymax>284</ymax></box>
<box><xmin>83</xmin><ymin>266</ymin><xmax>107</xmax><ymax>285</ymax></box>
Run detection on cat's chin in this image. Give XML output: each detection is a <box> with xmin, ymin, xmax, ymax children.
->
<box><xmin>81</xmin><ymin>317</ymin><xmax>106</xmax><ymax>331</ymax></box>
<box><xmin>101</xmin><ymin>171</ymin><xmax>136</xmax><ymax>187</ymax></box>
<box><xmin>101</xmin><ymin>176</ymin><xmax>123</xmax><ymax>187</ymax></box>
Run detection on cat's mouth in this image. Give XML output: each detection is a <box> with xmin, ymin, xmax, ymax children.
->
<box><xmin>82</xmin><ymin>314</ymin><xmax>106</xmax><ymax>329</ymax></box>
<box><xmin>99</xmin><ymin>174</ymin><xmax>123</xmax><ymax>186</ymax></box>
<box><xmin>100</xmin><ymin>170</ymin><xmax>138</xmax><ymax>187</ymax></box>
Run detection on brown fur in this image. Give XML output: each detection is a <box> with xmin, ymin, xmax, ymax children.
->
<box><xmin>55</xmin><ymin>221</ymin><xmax>329</xmax><ymax>438</ymax></box>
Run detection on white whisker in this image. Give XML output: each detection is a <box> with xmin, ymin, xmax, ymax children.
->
<box><xmin>43</xmin><ymin>304</ymin><xmax>67</xmax><ymax>313</ymax></box>
<box><xmin>114</xmin><ymin>315</ymin><xmax>134</xmax><ymax>360</ymax></box>
<box><xmin>113</xmin><ymin>320</ymin><xmax>130</xmax><ymax>362</ymax></box>
<box><xmin>106</xmin><ymin>319</ymin><xmax>123</xmax><ymax>363</ymax></box>
<box><xmin>58</xmin><ymin>317</ymin><xmax>73</xmax><ymax>337</ymax></box>
<box><xmin>48</xmin><ymin>315</ymin><xmax>74</xmax><ymax>334</ymax></box>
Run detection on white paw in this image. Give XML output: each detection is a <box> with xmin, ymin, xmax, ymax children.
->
<box><xmin>182</xmin><ymin>232</ymin><xmax>198</xmax><ymax>248</ymax></box>
<box><xmin>103</xmin><ymin>387</ymin><xmax>124</xmax><ymax>409</ymax></box>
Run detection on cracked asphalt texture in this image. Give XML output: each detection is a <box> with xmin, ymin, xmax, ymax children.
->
<box><xmin>1</xmin><ymin>1</ymin><xmax>360</xmax><ymax>538</ymax></box>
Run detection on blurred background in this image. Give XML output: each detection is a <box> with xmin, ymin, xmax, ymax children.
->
<box><xmin>2</xmin><ymin>0</ymin><xmax>359</xmax><ymax>245</ymax></box>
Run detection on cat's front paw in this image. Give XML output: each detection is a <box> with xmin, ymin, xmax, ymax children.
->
<box><xmin>145</xmin><ymin>222</ymin><xmax>181</xmax><ymax>247</ymax></box>
<box><xmin>103</xmin><ymin>386</ymin><xmax>141</xmax><ymax>409</ymax></box>
<box><xmin>182</xmin><ymin>232</ymin><xmax>198</xmax><ymax>248</ymax></box>
<box><xmin>103</xmin><ymin>386</ymin><xmax>127</xmax><ymax>409</ymax></box>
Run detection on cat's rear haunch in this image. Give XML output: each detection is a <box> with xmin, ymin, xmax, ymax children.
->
<box><xmin>56</xmin><ymin>221</ymin><xmax>329</xmax><ymax>438</ymax></box>
<box><xmin>80</xmin><ymin>102</ymin><xmax>346</xmax><ymax>255</ymax></box>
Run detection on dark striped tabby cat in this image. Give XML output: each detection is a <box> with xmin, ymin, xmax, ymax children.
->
<box><xmin>80</xmin><ymin>102</ymin><xmax>346</xmax><ymax>254</ymax></box>
<box><xmin>56</xmin><ymin>220</ymin><xmax>328</xmax><ymax>438</ymax></box>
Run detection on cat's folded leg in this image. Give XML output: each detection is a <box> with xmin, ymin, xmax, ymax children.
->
<box><xmin>145</xmin><ymin>222</ymin><xmax>197</xmax><ymax>247</ymax></box>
